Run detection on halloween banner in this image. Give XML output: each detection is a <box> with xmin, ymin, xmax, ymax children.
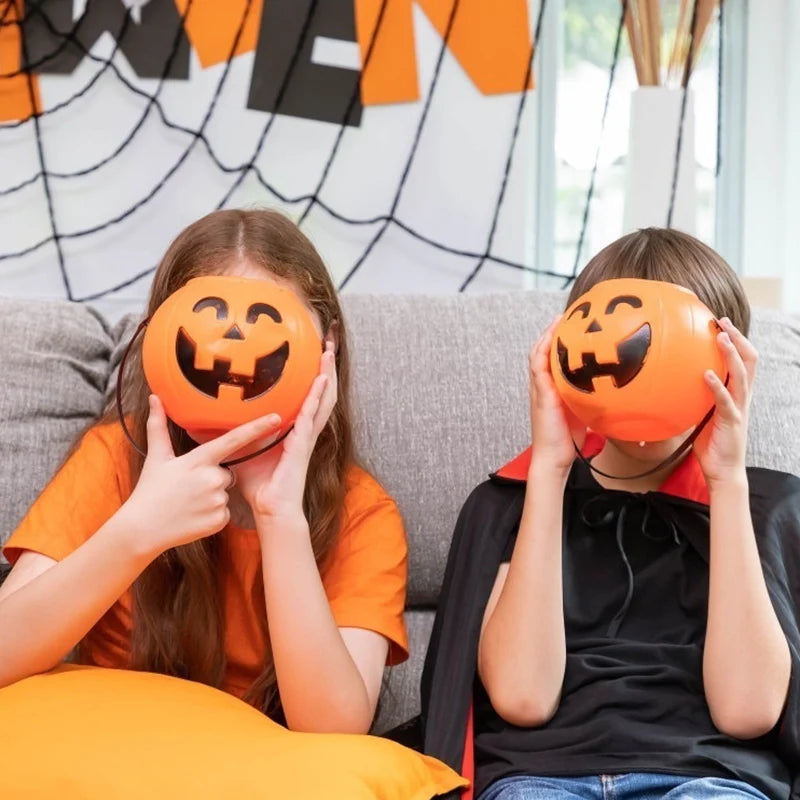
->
<box><xmin>0</xmin><ymin>0</ymin><xmax>540</xmax><ymax>314</ymax></box>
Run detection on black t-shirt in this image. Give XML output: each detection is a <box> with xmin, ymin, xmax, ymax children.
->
<box><xmin>473</xmin><ymin>461</ymin><xmax>791</xmax><ymax>799</ymax></box>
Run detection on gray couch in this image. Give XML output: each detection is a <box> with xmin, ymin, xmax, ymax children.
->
<box><xmin>1</xmin><ymin>294</ymin><xmax>799</xmax><ymax>734</ymax></box>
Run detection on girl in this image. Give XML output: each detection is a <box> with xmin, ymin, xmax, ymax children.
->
<box><xmin>0</xmin><ymin>209</ymin><xmax>408</xmax><ymax>734</ymax></box>
<box><xmin>421</xmin><ymin>229</ymin><xmax>800</xmax><ymax>799</ymax></box>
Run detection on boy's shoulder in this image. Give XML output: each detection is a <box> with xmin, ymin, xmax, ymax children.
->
<box><xmin>451</xmin><ymin>477</ymin><xmax>526</xmax><ymax>556</ymax></box>
<box><xmin>746</xmin><ymin>466</ymin><xmax>800</xmax><ymax>525</ymax></box>
<box><xmin>747</xmin><ymin>465</ymin><xmax>800</xmax><ymax>496</ymax></box>
<box><xmin>461</xmin><ymin>476</ymin><xmax>524</xmax><ymax>517</ymax></box>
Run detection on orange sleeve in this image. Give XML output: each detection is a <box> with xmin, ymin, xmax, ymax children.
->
<box><xmin>3</xmin><ymin>425</ymin><xmax>128</xmax><ymax>565</ymax></box>
<box><xmin>322</xmin><ymin>467</ymin><xmax>409</xmax><ymax>666</ymax></box>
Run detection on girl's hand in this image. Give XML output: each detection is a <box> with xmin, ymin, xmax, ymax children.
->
<box><xmin>122</xmin><ymin>395</ymin><xmax>281</xmax><ymax>555</ymax></box>
<box><xmin>529</xmin><ymin>317</ymin><xmax>586</xmax><ymax>474</ymax></box>
<box><xmin>233</xmin><ymin>340</ymin><xmax>338</xmax><ymax>524</ymax></box>
<box><xmin>693</xmin><ymin>318</ymin><xmax>757</xmax><ymax>488</ymax></box>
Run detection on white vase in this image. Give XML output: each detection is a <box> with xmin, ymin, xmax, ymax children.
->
<box><xmin>623</xmin><ymin>87</ymin><xmax>697</xmax><ymax>234</ymax></box>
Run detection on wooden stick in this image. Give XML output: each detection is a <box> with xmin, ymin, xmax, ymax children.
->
<box><xmin>683</xmin><ymin>0</ymin><xmax>717</xmax><ymax>86</ymax></box>
<box><xmin>646</xmin><ymin>0</ymin><xmax>661</xmax><ymax>85</ymax></box>
<box><xmin>669</xmin><ymin>0</ymin><xmax>690</xmax><ymax>86</ymax></box>
<box><xmin>637</xmin><ymin>0</ymin><xmax>656</xmax><ymax>84</ymax></box>
<box><xmin>692</xmin><ymin>0</ymin><xmax>718</xmax><ymax>61</ymax></box>
<box><xmin>625</xmin><ymin>1</ymin><xmax>646</xmax><ymax>86</ymax></box>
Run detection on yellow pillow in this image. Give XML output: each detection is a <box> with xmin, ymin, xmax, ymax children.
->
<box><xmin>0</xmin><ymin>665</ymin><xmax>466</xmax><ymax>799</ymax></box>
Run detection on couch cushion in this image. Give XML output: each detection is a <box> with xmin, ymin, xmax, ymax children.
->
<box><xmin>343</xmin><ymin>293</ymin><xmax>557</xmax><ymax>607</ymax></box>
<box><xmin>373</xmin><ymin>609</ymin><xmax>434</xmax><ymax>734</ymax></box>
<box><xmin>745</xmin><ymin>310</ymin><xmax>800</xmax><ymax>473</ymax></box>
<box><xmin>0</xmin><ymin>299</ymin><xmax>114</xmax><ymax>557</ymax></box>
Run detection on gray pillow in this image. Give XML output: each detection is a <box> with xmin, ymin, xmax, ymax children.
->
<box><xmin>0</xmin><ymin>299</ymin><xmax>115</xmax><ymax>556</ymax></box>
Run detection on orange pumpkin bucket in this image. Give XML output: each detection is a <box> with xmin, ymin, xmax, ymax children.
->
<box><xmin>142</xmin><ymin>276</ymin><xmax>321</xmax><ymax>436</ymax></box>
<box><xmin>550</xmin><ymin>278</ymin><xmax>725</xmax><ymax>442</ymax></box>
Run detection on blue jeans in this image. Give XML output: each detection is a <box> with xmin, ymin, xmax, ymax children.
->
<box><xmin>478</xmin><ymin>774</ymin><xmax>770</xmax><ymax>800</ymax></box>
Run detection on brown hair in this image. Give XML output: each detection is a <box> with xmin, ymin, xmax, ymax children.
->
<box><xmin>568</xmin><ymin>228</ymin><xmax>751</xmax><ymax>335</ymax></box>
<box><xmin>94</xmin><ymin>209</ymin><xmax>353</xmax><ymax>716</ymax></box>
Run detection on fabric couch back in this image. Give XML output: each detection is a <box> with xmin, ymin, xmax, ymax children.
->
<box><xmin>1</xmin><ymin>294</ymin><xmax>799</xmax><ymax>731</ymax></box>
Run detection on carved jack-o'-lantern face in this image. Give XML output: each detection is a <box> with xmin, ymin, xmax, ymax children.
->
<box><xmin>142</xmin><ymin>276</ymin><xmax>321</xmax><ymax>435</ymax></box>
<box><xmin>550</xmin><ymin>278</ymin><xmax>726</xmax><ymax>442</ymax></box>
<box><xmin>556</xmin><ymin>293</ymin><xmax>651</xmax><ymax>393</ymax></box>
<box><xmin>175</xmin><ymin>297</ymin><xmax>290</xmax><ymax>402</ymax></box>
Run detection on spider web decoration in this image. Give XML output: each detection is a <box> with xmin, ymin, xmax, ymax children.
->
<box><xmin>0</xmin><ymin>0</ymin><xmax>657</xmax><ymax>311</ymax></box>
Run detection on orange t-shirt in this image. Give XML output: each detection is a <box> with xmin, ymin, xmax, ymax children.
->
<box><xmin>3</xmin><ymin>424</ymin><xmax>409</xmax><ymax>699</ymax></box>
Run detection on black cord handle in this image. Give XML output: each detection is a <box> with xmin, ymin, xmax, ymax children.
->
<box><xmin>574</xmin><ymin>372</ymin><xmax>729</xmax><ymax>482</ymax></box>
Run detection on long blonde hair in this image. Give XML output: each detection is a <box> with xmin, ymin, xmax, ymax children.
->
<box><xmin>94</xmin><ymin>209</ymin><xmax>354</xmax><ymax>716</ymax></box>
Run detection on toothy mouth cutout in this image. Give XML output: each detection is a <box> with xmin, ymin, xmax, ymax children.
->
<box><xmin>176</xmin><ymin>328</ymin><xmax>289</xmax><ymax>400</ymax></box>
<box><xmin>556</xmin><ymin>323</ymin><xmax>651</xmax><ymax>393</ymax></box>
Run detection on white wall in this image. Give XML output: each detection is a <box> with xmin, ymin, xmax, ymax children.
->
<box><xmin>0</xmin><ymin>4</ymin><xmax>537</xmax><ymax>321</ymax></box>
<box><xmin>742</xmin><ymin>0</ymin><xmax>800</xmax><ymax>313</ymax></box>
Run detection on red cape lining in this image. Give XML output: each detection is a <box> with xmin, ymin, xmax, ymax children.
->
<box><xmin>493</xmin><ymin>433</ymin><xmax>709</xmax><ymax>505</ymax></box>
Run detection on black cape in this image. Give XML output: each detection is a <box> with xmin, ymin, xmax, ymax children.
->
<box><xmin>418</xmin><ymin>447</ymin><xmax>800</xmax><ymax>800</ymax></box>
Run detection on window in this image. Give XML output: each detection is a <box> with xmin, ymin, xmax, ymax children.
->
<box><xmin>530</xmin><ymin>0</ymin><xmax>740</xmax><ymax>289</ymax></box>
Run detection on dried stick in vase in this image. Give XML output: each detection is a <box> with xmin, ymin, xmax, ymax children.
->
<box><xmin>668</xmin><ymin>0</ymin><xmax>691</xmax><ymax>87</ymax></box>
<box><xmin>625</xmin><ymin>2</ymin><xmax>646</xmax><ymax>85</ymax></box>
<box><xmin>680</xmin><ymin>0</ymin><xmax>701</xmax><ymax>87</ymax></box>
<box><xmin>637</xmin><ymin>0</ymin><xmax>656</xmax><ymax>85</ymax></box>
<box><xmin>690</xmin><ymin>0</ymin><xmax>719</xmax><ymax>75</ymax></box>
<box><xmin>646</xmin><ymin>0</ymin><xmax>661</xmax><ymax>86</ymax></box>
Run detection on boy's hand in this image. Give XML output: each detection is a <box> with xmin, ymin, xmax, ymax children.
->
<box><xmin>529</xmin><ymin>316</ymin><xmax>587</xmax><ymax>475</ymax></box>
<box><xmin>693</xmin><ymin>317</ymin><xmax>757</xmax><ymax>489</ymax></box>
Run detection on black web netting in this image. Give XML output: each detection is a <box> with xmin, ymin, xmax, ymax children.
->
<box><xmin>0</xmin><ymin>0</ymin><xmax>709</xmax><ymax>302</ymax></box>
